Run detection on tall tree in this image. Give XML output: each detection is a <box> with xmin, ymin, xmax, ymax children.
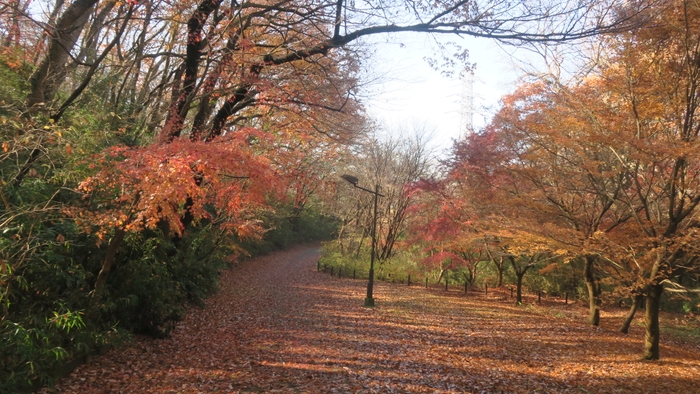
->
<box><xmin>465</xmin><ymin>0</ymin><xmax>700</xmax><ymax>359</ymax></box>
<box><xmin>590</xmin><ymin>0</ymin><xmax>700</xmax><ymax>360</ymax></box>
<box><xmin>27</xmin><ymin>0</ymin><xmax>100</xmax><ymax>109</ymax></box>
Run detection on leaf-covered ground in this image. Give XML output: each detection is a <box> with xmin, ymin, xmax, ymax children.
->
<box><xmin>40</xmin><ymin>246</ymin><xmax>700</xmax><ymax>393</ymax></box>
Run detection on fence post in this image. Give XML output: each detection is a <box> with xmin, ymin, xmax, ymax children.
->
<box><xmin>464</xmin><ymin>281</ymin><xmax>468</xmax><ymax>294</ymax></box>
<box><xmin>330</xmin><ymin>266</ymin><xmax>334</xmax><ymax>276</ymax></box>
<box><xmin>485</xmin><ymin>284</ymin><xmax>488</xmax><ymax>295</ymax></box>
<box><xmin>408</xmin><ymin>275</ymin><xmax>411</xmax><ymax>286</ymax></box>
<box><xmin>538</xmin><ymin>291</ymin><xmax>541</xmax><ymax>303</ymax></box>
<box><xmin>317</xmin><ymin>259</ymin><xmax>320</xmax><ymax>271</ymax></box>
<box><xmin>445</xmin><ymin>278</ymin><xmax>448</xmax><ymax>291</ymax></box>
<box><xmin>565</xmin><ymin>292</ymin><xmax>568</xmax><ymax>305</ymax></box>
<box><xmin>338</xmin><ymin>268</ymin><xmax>341</xmax><ymax>278</ymax></box>
<box><xmin>425</xmin><ymin>277</ymin><xmax>428</xmax><ymax>288</ymax></box>
<box><xmin>353</xmin><ymin>269</ymin><xmax>356</xmax><ymax>280</ymax></box>
<box><xmin>510</xmin><ymin>287</ymin><xmax>514</xmax><ymax>299</ymax></box>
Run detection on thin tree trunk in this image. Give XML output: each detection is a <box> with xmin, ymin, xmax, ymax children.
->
<box><xmin>643</xmin><ymin>284</ymin><xmax>663</xmax><ymax>360</ymax></box>
<box><xmin>32</xmin><ymin>0</ymin><xmax>65</xmax><ymax>64</ymax></box>
<box><xmin>75</xmin><ymin>0</ymin><xmax>117</xmax><ymax>65</ymax></box>
<box><xmin>620</xmin><ymin>294</ymin><xmax>643</xmax><ymax>334</ymax></box>
<box><xmin>468</xmin><ymin>265</ymin><xmax>477</xmax><ymax>285</ymax></box>
<box><xmin>507</xmin><ymin>255</ymin><xmax>529</xmax><ymax>305</ymax></box>
<box><xmin>90</xmin><ymin>227</ymin><xmax>126</xmax><ymax>310</ymax></box>
<box><xmin>3</xmin><ymin>0</ymin><xmax>29</xmax><ymax>47</ymax></box>
<box><xmin>436</xmin><ymin>268</ymin><xmax>446</xmax><ymax>285</ymax></box>
<box><xmin>160</xmin><ymin>0</ymin><xmax>224</xmax><ymax>141</ymax></box>
<box><xmin>51</xmin><ymin>5</ymin><xmax>134</xmax><ymax>122</ymax></box>
<box><xmin>89</xmin><ymin>194</ymin><xmax>138</xmax><ymax>315</ymax></box>
<box><xmin>496</xmin><ymin>260</ymin><xmax>504</xmax><ymax>287</ymax></box>
<box><xmin>583</xmin><ymin>255</ymin><xmax>600</xmax><ymax>326</ymax></box>
<box><xmin>485</xmin><ymin>248</ymin><xmax>504</xmax><ymax>287</ymax></box>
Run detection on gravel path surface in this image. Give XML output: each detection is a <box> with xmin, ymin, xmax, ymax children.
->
<box><xmin>40</xmin><ymin>245</ymin><xmax>700</xmax><ymax>393</ymax></box>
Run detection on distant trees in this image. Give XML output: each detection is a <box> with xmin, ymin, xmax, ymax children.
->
<box><xmin>335</xmin><ymin>130</ymin><xmax>435</xmax><ymax>266</ymax></box>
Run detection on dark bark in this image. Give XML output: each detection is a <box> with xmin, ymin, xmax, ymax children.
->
<box><xmin>114</xmin><ymin>0</ymin><xmax>152</xmax><ymax>117</ymax></box>
<box><xmin>156</xmin><ymin>0</ymin><xmax>648</xmax><ymax>144</ymax></box>
<box><xmin>485</xmin><ymin>248</ymin><xmax>505</xmax><ymax>287</ymax></box>
<box><xmin>13</xmin><ymin>3</ymin><xmax>131</xmax><ymax>187</ymax></box>
<box><xmin>507</xmin><ymin>255</ymin><xmax>532</xmax><ymax>305</ymax></box>
<box><xmin>27</xmin><ymin>0</ymin><xmax>100</xmax><ymax>110</ymax></box>
<box><xmin>32</xmin><ymin>0</ymin><xmax>66</xmax><ymax>65</ymax></box>
<box><xmin>495</xmin><ymin>257</ymin><xmax>505</xmax><ymax>287</ymax></box>
<box><xmin>515</xmin><ymin>272</ymin><xmax>525</xmax><ymax>304</ymax></box>
<box><xmin>190</xmin><ymin>36</ymin><xmax>241</xmax><ymax>140</ymax></box>
<box><xmin>160</xmin><ymin>0</ymin><xmax>223</xmax><ymax>141</ymax></box>
<box><xmin>620</xmin><ymin>294</ymin><xmax>643</xmax><ymax>334</ymax></box>
<box><xmin>90</xmin><ymin>227</ymin><xmax>126</xmax><ymax>310</ymax></box>
<box><xmin>642</xmin><ymin>284</ymin><xmax>663</xmax><ymax>360</ymax></box>
<box><xmin>75</xmin><ymin>0</ymin><xmax>117</xmax><ymax>65</ymax></box>
<box><xmin>170</xmin><ymin>173</ymin><xmax>203</xmax><ymax>246</ymax></box>
<box><xmin>11</xmin><ymin>148</ymin><xmax>42</xmax><ymax>187</ymax></box>
<box><xmin>583</xmin><ymin>255</ymin><xmax>601</xmax><ymax>326</ymax></box>
<box><xmin>90</xmin><ymin>194</ymin><xmax>139</xmax><ymax>313</ymax></box>
<box><xmin>206</xmin><ymin>81</ymin><xmax>256</xmax><ymax>140</ymax></box>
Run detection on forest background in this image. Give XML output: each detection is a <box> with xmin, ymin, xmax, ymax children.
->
<box><xmin>1</xmin><ymin>0</ymin><xmax>698</xmax><ymax>391</ymax></box>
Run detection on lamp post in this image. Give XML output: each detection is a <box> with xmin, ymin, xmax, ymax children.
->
<box><xmin>341</xmin><ymin>174</ymin><xmax>383</xmax><ymax>307</ymax></box>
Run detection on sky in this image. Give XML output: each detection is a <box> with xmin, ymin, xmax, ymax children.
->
<box><xmin>360</xmin><ymin>33</ymin><xmax>524</xmax><ymax>156</ymax></box>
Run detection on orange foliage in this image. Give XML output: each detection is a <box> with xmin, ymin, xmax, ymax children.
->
<box><xmin>69</xmin><ymin>129</ymin><xmax>281</xmax><ymax>241</ymax></box>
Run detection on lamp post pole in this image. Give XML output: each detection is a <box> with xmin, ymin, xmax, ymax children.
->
<box><xmin>366</xmin><ymin>183</ymin><xmax>379</xmax><ymax>306</ymax></box>
<box><xmin>341</xmin><ymin>174</ymin><xmax>383</xmax><ymax>307</ymax></box>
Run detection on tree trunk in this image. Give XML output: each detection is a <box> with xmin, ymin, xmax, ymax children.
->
<box><xmin>583</xmin><ymin>255</ymin><xmax>600</xmax><ymax>326</ymax></box>
<box><xmin>643</xmin><ymin>284</ymin><xmax>663</xmax><ymax>360</ymax></box>
<box><xmin>496</xmin><ymin>259</ymin><xmax>504</xmax><ymax>287</ymax></box>
<box><xmin>468</xmin><ymin>265</ymin><xmax>477</xmax><ymax>285</ymax></box>
<box><xmin>3</xmin><ymin>0</ymin><xmax>30</xmax><ymax>47</ymax></box>
<box><xmin>620</xmin><ymin>294</ymin><xmax>643</xmax><ymax>334</ymax></box>
<box><xmin>515</xmin><ymin>273</ymin><xmax>524</xmax><ymax>304</ymax></box>
<box><xmin>27</xmin><ymin>0</ymin><xmax>100</xmax><ymax>109</ymax></box>
<box><xmin>75</xmin><ymin>0</ymin><xmax>117</xmax><ymax>65</ymax></box>
<box><xmin>160</xmin><ymin>0</ymin><xmax>224</xmax><ymax>141</ymax></box>
<box><xmin>90</xmin><ymin>227</ymin><xmax>126</xmax><ymax>311</ymax></box>
<box><xmin>50</xmin><ymin>4</ymin><xmax>134</xmax><ymax>122</ymax></box>
<box><xmin>436</xmin><ymin>269</ymin><xmax>446</xmax><ymax>285</ymax></box>
<box><xmin>485</xmin><ymin>250</ymin><xmax>504</xmax><ymax>287</ymax></box>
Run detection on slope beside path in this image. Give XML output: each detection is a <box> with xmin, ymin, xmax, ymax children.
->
<box><xmin>40</xmin><ymin>245</ymin><xmax>700</xmax><ymax>393</ymax></box>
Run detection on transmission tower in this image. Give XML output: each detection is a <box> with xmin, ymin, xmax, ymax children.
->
<box><xmin>458</xmin><ymin>69</ymin><xmax>474</xmax><ymax>141</ymax></box>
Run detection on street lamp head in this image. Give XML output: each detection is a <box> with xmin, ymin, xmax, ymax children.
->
<box><xmin>341</xmin><ymin>174</ymin><xmax>359</xmax><ymax>186</ymax></box>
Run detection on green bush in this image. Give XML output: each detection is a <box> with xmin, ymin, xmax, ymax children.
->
<box><xmin>239</xmin><ymin>202</ymin><xmax>339</xmax><ymax>257</ymax></box>
<box><xmin>318</xmin><ymin>242</ymin><xmax>424</xmax><ymax>284</ymax></box>
<box><xmin>0</xmin><ymin>215</ymin><xmax>115</xmax><ymax>391</ymax></box>
<box><xmin>661</xmin><ymin>292</ymin><xmax>700</xmax><ymax>315</ymax></box>
<box><xmin>318</xmin><ymin>242</ymin><xmax>370</xmax><ymax>278</ymax></box>
<box><xmin>103</xmin><ymin>226</ymin><xmax>228</xmax><ymax>338</ymax></box>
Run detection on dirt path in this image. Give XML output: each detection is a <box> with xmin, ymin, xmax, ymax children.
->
<box><xmin>41</xmin><ymin>245</ymin><xmax>700</xmax><ymax>393</ymax></box>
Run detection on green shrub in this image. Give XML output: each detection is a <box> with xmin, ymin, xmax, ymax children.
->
<box><xmin>104</xmin><ymin>227</ymin><xmax>228</xmax><ymax>337</ymax></box>
<box><xmin>319</xmin><ymin>242</ymin><xmax>425</xmax><ymax>284</ymax></box>
<box><xmin>318</xmin><ymin>242</ymin><xmax>370</xmax><ymax>278</ymax></box>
